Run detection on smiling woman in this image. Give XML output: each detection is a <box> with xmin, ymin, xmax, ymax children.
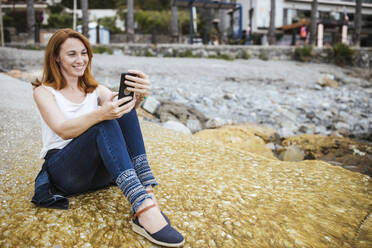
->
<box><xmin>30</xmin><ymin>28</ymin><xmax>184</xmax><ymax>247</ymax></box>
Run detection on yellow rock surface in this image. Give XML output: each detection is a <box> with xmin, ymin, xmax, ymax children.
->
<box><xmin>0</xmin><ymin>119</ymin><xmax>371</xmax><ymax>248</ymax></box>
<box><xmin>195</xmin><ymin>125</ymin><xmax>277</xmax><ymax>160</ymax></box>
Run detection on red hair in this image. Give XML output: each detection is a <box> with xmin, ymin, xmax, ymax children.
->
<box><xmin>32</xmin><ymin>28</ymin><xmax>98</xmax><ymax>93</ymax></box>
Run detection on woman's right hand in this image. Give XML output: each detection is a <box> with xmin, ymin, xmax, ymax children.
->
<box><xmin>99</xmin><ymin>92</ymin><xmax>136</xmax><ymax>121</ymax></box>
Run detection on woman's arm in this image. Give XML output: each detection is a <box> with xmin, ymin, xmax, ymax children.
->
<box><xmin>33</xmin><ymin>86</ymin><xmax>135</xmax><ymax>140</ymax></box>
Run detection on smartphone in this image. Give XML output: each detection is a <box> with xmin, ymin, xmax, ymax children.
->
<box><xmin>118</xmin><ymin>73</ymin><xmax>136</xmax><ymax>106</ymax></box>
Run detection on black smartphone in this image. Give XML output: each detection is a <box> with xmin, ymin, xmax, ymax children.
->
<box><xmin>118</xmin><ymin>73</ymin><xmax>136</xmax><ymax>106</ymax></box>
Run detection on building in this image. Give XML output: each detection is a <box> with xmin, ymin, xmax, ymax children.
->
<box><xmin>236</xmin><ymin>0</ymin><xmax>372</xmax><ymax>46</ymax></box>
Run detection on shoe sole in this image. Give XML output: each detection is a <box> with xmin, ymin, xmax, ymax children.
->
<box><xmin>132</xmin><ymin>222</ymin><xmax>185</xmax><ymax>247</ymax></box>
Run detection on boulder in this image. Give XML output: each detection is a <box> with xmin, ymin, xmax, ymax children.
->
<box><xmin>317</xmin><ymin>75</ymin><xmax>339</xmax><ymax>88</ymax></box>
<box><xmin>156</xmin><ymin>101</ymin><xmax>208</xmax><ymax>128</ymax></box>
<box><xmin>161</xmin><ymin>120</ymin><xmax>191</xmax><ymax>134</ymax></box>
<box><xmin>280</xmin><ymin>134</ymin><xmax>372</xmax><ymax>177</ymax></box>
<box><xmin>195</xmin><ymin>125</ymin><xmax>278</xmax><ymax>160</ymax></box>
<box><xmin>280</xmin><ymin>145</ymin><xmax>305</xmax><ymax>161</ymax></box>
<box><xmin>186</xmin><ymin>119</ymin><xmax>202</xmax><ymax>133</ymax></box>
<box><xmin>205</xmin><ymin>117</ymin><xmax>233</xmax><ymax>129</ymax></box>
<box><xmin>142</xmin><ymin>96</ymin><xmax>160</xmax><ymax>114</ymax></box>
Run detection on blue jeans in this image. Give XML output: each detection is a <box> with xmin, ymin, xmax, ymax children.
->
<box><xmin>45</xmin><ymin>109</ymin><xmax>157</xmax><ymax>212</ymax></box>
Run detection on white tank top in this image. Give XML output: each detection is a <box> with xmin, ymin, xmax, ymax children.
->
<box><xmin>39</xmin><ymin>85</ymin><xmax>99</xmax><ymax>158</ymax></box>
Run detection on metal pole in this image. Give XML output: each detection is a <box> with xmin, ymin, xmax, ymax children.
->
<box><xmin>73</xmin><ymin>0</ymin><xmax>77</xmax><ymax>30</ymax></box>
<box><xmin>0</xmin><ymin>0</ymin><xmax>4</xmax><ymax>47</ymax></box>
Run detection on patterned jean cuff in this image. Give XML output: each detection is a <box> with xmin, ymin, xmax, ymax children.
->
<box><xmin>132</xmin><ymin>154</ymin><xmax>159</xmax><ymax>188</ymax></box>
<box><xmin>115</xmin><ymin>169</ymin><xmax>151</xmax><ymax>213</ymax></box>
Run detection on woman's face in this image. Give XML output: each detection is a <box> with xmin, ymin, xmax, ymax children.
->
<box><xmin>56</xmin><ymin>38</ymin><xmax>89</xmax><ymax>80</ymax></box>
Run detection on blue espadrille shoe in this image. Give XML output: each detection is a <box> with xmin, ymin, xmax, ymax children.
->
<box><xmin>132</xmin><ymin>204</ymin><xmax>185</xmax><ymax>247</ymax></box>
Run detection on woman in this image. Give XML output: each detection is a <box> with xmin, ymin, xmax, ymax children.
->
<box><xmin>31</xmin><ymin>28</ymin><xmax>184</xmax><ymax>247</ymax></box>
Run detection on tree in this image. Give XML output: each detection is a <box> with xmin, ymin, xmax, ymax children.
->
<box><xmin>0</xmin><ymin>0</ymin><xmax>4</xmax><ymax>46</ymax></box>
<box><xmin>268</xmin><ymin>0</ymin><xmax>275</xmax><ymax>45</ymax></box>
<box><xmin>170</xmin><ymin>0</ymin><xmax>178</xmax><ymax>42</ymax></box>
<box><xmin>27</xmin><ymin>0</ymin><xmax>35</xmax><ymax>42</ymax></box>
<box><xmin>309</xmin><ymin>0</ymin><xmax>318</xmax><ymax>46</ymax></box>
<box><xmin>127</xmin><ymin>0</ymin><xmax>134</xmax><ymax>42</ymax></box>
<box><xmin>353</xmin><ymin>0</ymin><xmax>362</xmax><ymax>47</ymax></box>
<box><xmin>81</xmin><ymin>0</ymin><xmax>89</xmax><ymax>38</ymax></box>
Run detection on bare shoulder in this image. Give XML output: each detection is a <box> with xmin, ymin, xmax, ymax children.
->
<box><xmin>33</xmin><ymin>85</ymin><xmax>54</xmax><ymax>104</ymax></box>
<box><xmin>33</xmin><ymin>85</ymin><xmax>50</xmax><ymax>97</ymax></box>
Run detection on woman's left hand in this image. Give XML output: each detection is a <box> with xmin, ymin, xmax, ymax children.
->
<box><xmin>125</xmin><ymin>69</ymin><xmax>150</xmax><ymax>101</ymax></box>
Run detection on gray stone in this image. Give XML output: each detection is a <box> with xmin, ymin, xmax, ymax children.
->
<box><xmin>205</xmin><ymin>117</ymin><xmax>233</xmax><ymax>129</ymax></box>
<box><xmin>142</xmin><ymin>96</ymin><xmax>160</xmax><ymax>114</ymax></box>
<box><xmin>162</xmin><ymin>121</ymin><xmax>191</xmax><ymax>134</ymax></box>
<box><xmin>186</xmin><ymin>119</ymin><xmax>202</xmax><ymax>133</ymax></box>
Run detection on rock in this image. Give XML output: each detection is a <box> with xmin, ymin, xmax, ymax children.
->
<box><xmin>266</xmin><ymin>142</ymin><xmax>275</xmax><ymax>150</ymax></box>
<box><xmin>318</xmin><ymin>75</ymin><xmax>339</xmax><ymax>88</ymax></box>
<box><xmin>280</xmin><ymin>145</ymin><xmax>305</xmax><ymax>161</ymax></box>
<box><xmin>281</xmin><ymin>134</ymin><xmax>372</xmax><ymax>177</ymax></box>
<box><xmin>156</xmin><ymin>101</ymin><xmax>208</xmax><ymax>128</ymax></box>
<box><xmin>186</xmin><ymin>119</ymin><xmax>202</xmax><ymax>133</ymax></box>
<box><xmin>142</xmin><ymin>96</ymin><xmax>160</xmax><ymax>114</ymax></box>
<box><xmin>161</xmin><ymin>120</ymin><xmax>191</xmax><ymax>134</ymax></box>
<box><xmin>194</xmin><ymin>125</ymin><xmax>277</xmax><ymax>160</ymax></box>
<box><xmin>205</xmin><ymin>117</ymin><xmax>232</xmax><ymax>129</ymax></box>
<box><xmin>278</xmin><ymin>120</ymin><xmax>298</xmax><ymax>137</ymax></box>
<box><xmin>334</xmin><ymin>122</ymin><xmax>351</xmax><ymax>136</ymax></box>
<box><xmin>223</xmin><ymin>93</ymin><xmax>235</xmax><ymax>100</ymax></box>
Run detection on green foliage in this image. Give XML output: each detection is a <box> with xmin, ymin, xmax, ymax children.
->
<box><xmin>61</xmin><ymin>0</ymin><xmax>117</xmax><ymax>9</ymax></box>
<box><xmin>3</xmin><ymin>15</ymin><xmax>14</xmax><ymax>27</ymax></box>
<box><xmin>3</xmin><ymin>12</ymin><xmax>27</xmax><ymax>32</ymax></box>
<box><xmin>134</xmin><ymin>10</ymin><xmax>189</xmax><ymax>34</ymax></box>
<box><xmin>116</xmin><ymin>0</ymin><xmax>170</xmax><ymax>10</ymax></box>
<box><xmin>92</xmin><ymin>46</ymin><xmax>113</xmax><ymax>54</ymax></box>
<box><xmin>259</xmin><ymin>50</ymin><xmax>269</xmax><ymax>61</ymax></box>
<box><xmin>144</xmin><ymin>50</ymin><xmax>155</xmax><ymax>57</ymax></box>
<box><xmin>47</xmin><ymin>13</ymin><xmax>73</xmax><ymax>29</ymax></box>
<box><xmin>207</xmin><ymin>54</ymin><xmax>234</xmax><ymax>61</ymax></box>
<box><xmin>331</xmin><ymin>42</ymin><xmax>354</xmax><ymax>66</ymax></box>
<box><xmin>294</xmin><ymin>45</ymin><xmax>314</xmax><ymax>62</ymax></box>
<box><xmin>48</xmin><ymin>3</ymin><xmax>64</xmax><ymax>14</ymax></box>
<box><xmin>240</xmin><ymin>50</ymin><xmax>250</xmax><ymax>60</ymax></box>
<box><xmin>23</xmin><ymin>44</ymin><xmax>43</xmax><ymax>50</ymax></box>
<box><xmin>98</xmin><ymin>17</ymin><xmax>122</xmax><ymax>34</ymax></box>
<box><xmin>179</xmin><ymin>50</ymin><xmax>193</xmax><ymax>58</ymax></box>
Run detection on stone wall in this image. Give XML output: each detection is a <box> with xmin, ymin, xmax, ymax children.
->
<box><xmin>3</xmin><ymin>43</ymin><xmax>372</xmax><ymax>68</ymax></box>
<box><xmin>108</xmin><ymin>44</ymin><xmax>372</xmax><ymax>68</ymax></box>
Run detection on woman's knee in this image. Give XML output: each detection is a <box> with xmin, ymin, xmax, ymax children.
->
<box><xmin>97</xmin><ymin>119</ymin><xmax>120</xmax><ymax>130</ymax></box>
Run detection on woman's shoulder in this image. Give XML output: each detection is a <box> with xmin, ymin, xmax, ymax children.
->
<box><xmin>33</xmin><ymin>84</ymin><xmax>55</xmax><ymax>100</ymax></box>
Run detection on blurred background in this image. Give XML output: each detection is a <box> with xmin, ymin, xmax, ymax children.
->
<box><xmin>0</xmin><ymin>0</ymin><xmax>371</xmax><ymax>47</ymax></box>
